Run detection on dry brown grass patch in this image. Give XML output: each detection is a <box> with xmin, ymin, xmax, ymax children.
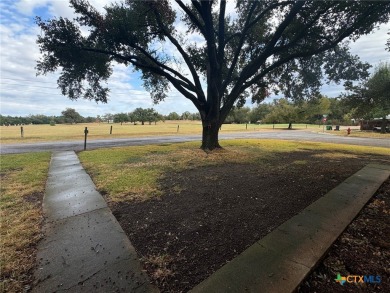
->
<box><xmin>0</xmin><ymin>152</ymin><xmax>51</xmax><ymax>292</ymax></box>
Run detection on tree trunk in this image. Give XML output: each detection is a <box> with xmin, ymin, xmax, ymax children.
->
<box><xmin>141</xmin><ymin>121</ymin><xmax>144</xmax><ymax>125</ymax></box>
<box><xmin>288</xmin><ymin>122</ymin><xmax>292</xmax><ymax>129</ymax></box>
<box><xmin>201</xmin><ymin>121</ymin><xmax>222</xmax><ymax>151</ymax></box>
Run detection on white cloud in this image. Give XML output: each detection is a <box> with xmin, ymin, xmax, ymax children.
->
<box><xmin>15</xmin><ymin>0</ymin><xmax>49</xmax><ymax>16</ymax></box>
<box><xmin>15</xmin><ymin>0</ymin><xmax>107</xmax><ymax>18</ymax></box>
<box><xmin>350</xmin><ymin>23</ymin><xmax>390</xmax><ymax>67</ymax></box>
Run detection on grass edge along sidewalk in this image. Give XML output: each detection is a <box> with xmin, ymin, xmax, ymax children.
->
<box><xmin>190</xmin><ymin>164</ymin><xmax>390</xmax><ymax>293</ymax></box>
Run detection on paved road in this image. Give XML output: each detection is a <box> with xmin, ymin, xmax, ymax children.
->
<box><xmin>1</xmin><ymin>130</ymin><xmax>388</xmax><ymax>154</ymax></box>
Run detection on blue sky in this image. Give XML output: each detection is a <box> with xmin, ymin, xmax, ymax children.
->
<box><xmin>1</xmin><ymin>0</ymin><xmax>389</xmax><ymax>117</ymax></box>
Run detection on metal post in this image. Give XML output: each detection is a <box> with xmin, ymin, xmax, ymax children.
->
<box><xmin>20</xmin><ymin>126</ymin><xmax>24</xmax><ymax>138</ymax></box>
<box><xmin>84</xmin><ymin>127</ymin><xmax>88</xmax><ymax>150</ymax></box>
<box><xmin>110</xmin><ymin>125</ymin><xmax>113</xmax><ymax>134</ymax></box>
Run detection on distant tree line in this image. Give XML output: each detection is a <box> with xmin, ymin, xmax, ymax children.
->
<box><xmin>225</xmin><ymin>96</ymin><xmax>357</xmax><ymax>127</ymax></box>
<box><xmin>0</xmin><ymin>107</ymin><xmax>201</xmax><ymax>126</ymax></box>
<box><xmin>1</xmin><ymin>94</ymin><xmax>380</xmax><ymax>127</ymax></box>
<box><xmin>0</xmin><ymin>111</ymin><xmax>97</xmax><ymax>125</ymax></box>
<box><xmin>106</xmin><ymin>108</ymin><xmax>201</xmax><ymax>125</ymax></box>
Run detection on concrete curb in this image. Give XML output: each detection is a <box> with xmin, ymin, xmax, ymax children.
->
<box><xmin>190</xmin><ymin>164</ymin><xmax>390</xmax><ymax>293</ymax></box>
<box><xmin>33</xmin><ymin>151</ymin><xmax>157</xmax><ymax>293</ymax></box>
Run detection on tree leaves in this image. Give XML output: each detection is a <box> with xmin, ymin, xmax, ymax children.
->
<box><xmin>342</xmin><ymin>62</ymin><xmax>390</xmax><ymax>120</ymax></box>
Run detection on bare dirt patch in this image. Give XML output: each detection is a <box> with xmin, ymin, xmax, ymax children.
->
<box><xmin>110</xmin><ymin>150</ymin><xmax>388</xmax><ymax>292</ymax></box>
<box><xmin>23</xmin><ymin>191</ymin><xmax>44</xmax><ymax>206</ymax></box>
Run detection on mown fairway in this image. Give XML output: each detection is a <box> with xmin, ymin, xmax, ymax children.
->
<box><xmin>0</xmin><ymin>121</ymin><xmax>322</xmax><ymax>144</ymax></box>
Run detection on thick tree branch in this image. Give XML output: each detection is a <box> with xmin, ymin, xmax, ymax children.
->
<box><xmin>175</xmin><ymin>0</ymin><xmax>206</xmax><ymax>37</ymax></box>
<box><xmin>80</xmin><ymin>46</ymin><xmax>198</xmax><ymax>96</ymax></box>
<box><xmin>130</xmin><ymin>60</ymin><xmax>202</xmax><ymax>110</ymax></box>
<box><xmin>218</xmin><ymin>0</ymin><xmax>226</xmax><ymax>65</ymax></box>
<box><xmin>191</xmin><ymin>0</ymin><xmax>204</xmax><ymax>19</ymax></box>
<box><xmin>238</xmin><ymin>1</ymin><xmax>305</xmax><ymax>83</ymax></box>
<box><xmin>243</xmin><ymin>11</ymin><xmax>376</xmax><ymax>93</ymax></box>
<box><xmin>200</xmin><ymin>0</ymin><xmax>219</xmax><ymax>107</ymax></box>
<box><xmin>221</xmin><ymin>2</ymin><xmax>258</xmax><ymax>92</ymax></box>
<box><xmin>151</xmin><ymin>8</ymin><xmax>206</xmax><ymax>104</ymax></box>
<box><xmin>272</xmin><ymin>7</ymin><xmax>331</xmax><ymax>54</ymax></box>
<box><xmin>222</xmin><ymin>1</ymin><xmax>293</xmax><ymax>93</ymax></box>
<box><xmin>246</xmin><ymin>1</ymin><xmax>294</xmax><ymax>34</ymax></box>
<box><xmin>131</xmin><ymin>43</ymin><xmax>197</xmax><ymax>92</ymax></box>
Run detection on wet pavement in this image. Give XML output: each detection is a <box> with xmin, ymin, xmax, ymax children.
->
<box><xmin>32</xmin><ymin>151</ymin><xmax>157</xmax><ymax>293</ymax></box>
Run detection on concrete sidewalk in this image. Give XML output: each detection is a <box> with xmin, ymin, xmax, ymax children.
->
<box><xmin>191</xmin><ymin>164</ymin><xmax>390</xmax><ymax>293</ymax></box>
<box><xmin>32</xmin><ymin>151</ymin><xmax>157</xmax><ymax>292</ymax></box>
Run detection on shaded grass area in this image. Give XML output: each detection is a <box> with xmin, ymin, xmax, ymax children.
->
<box><xmin>79</xmin><ymin>140</ymin><xmax>389</xmax><ymax>292</ymax></box>
<box><xmin>1</xmin><ymin>121</ymin><xmax>321</xmax><ymax>144</ymax></box>
<box><xmin>79</xmin><ymin>141</ymin><xmax>229</xmax><ymax>202</ymax></box>
<box><xmin>0</xmin><ymin>152</ymin><xmax>51</xmax><ymax>292</ymax></box>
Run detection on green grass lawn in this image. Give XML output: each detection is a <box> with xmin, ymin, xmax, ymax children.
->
<box><xmin>0</xmin><ymin>121</ymin><xmax>322</xmax><ymax>144</ymax></box>
<box><xmin>0</xmin><ymin>152</ymin><xmax>51</xmax><ymax>292</ymax></box>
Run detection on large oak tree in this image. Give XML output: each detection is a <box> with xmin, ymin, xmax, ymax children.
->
<box><xmin>36</xmin><ymin>0</ymin><xmax>390</xmax><ymax>149</ymax></box>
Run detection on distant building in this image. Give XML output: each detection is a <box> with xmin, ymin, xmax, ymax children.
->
<box><xmin>360</xmin><ymin>115</ymin><xmax>390</xmax><ymax>131</ymax></box>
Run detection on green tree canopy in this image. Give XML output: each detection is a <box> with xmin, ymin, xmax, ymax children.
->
<box><xmin>343</xmin><ymin>62</ymin><xmax>390</xmax><ymax>132</ymax></box>
<box><xmin>102</xmin><ymin>113</ymin><xmax>113</xmax><ymax>123</ymax></box>
<box><xmin>263</xmin><ymin>99</ymin><xmax>300</xmax><ymax>128</ymax></box>
<box><xmin>181</xmin><ymin>111</ymin><xmax>192</xmax><ymax>120</ymax></box>
<box><xmin>113</xmin><ymin>113</ymin><xmax>129</xmax><ymax>124</ymax></box>
<box><xmin>166</xmin><ymin>112</ymin><xmax>180</xmax><ymax>120</ymax></box>
<box><xmin>249</xmin><ymin>104</ymin><xmax>272</xmax><ymax>124</ymax></box>
<box><xmin>131</xmin><ymin>108</ymin><xmax>160</xmax><ymax>125</ymax></box>
<box><xmin>61</xmin><ymin>108</ymin><xmax>83</xmax><ymax>124</ymax></box>
<box><xmin>36</xmin><ymin>0</ymin><xmax>390</xmax><ymax>149</ymax></box>
<box><xmin>225</xmin><ymin>107</ymin><xmax>251</xmax><ymax>124</ymax></box>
